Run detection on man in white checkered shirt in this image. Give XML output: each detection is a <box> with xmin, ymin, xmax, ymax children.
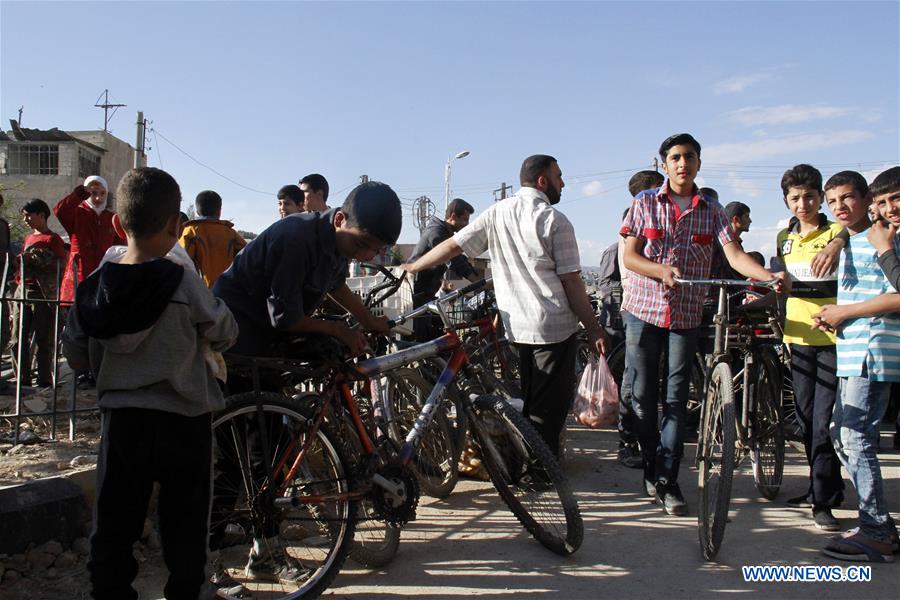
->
<box><xmin>404</xmin><ymin>154</ymin><xmax>607</xmax><ymax>455</ymax></box>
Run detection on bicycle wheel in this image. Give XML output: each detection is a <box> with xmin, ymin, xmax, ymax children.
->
<box><xmin>338</xmin><ymin>396</ymin><xmax>402</xmax><ymax>569</ymax></box>
<box><xmin>697</xmin><ymin>361</ymin><xmax>736</xmax><ymax>562</ymax></box>
<box><xmin>751</xmin><ymin>348</ymin><xmax>785</xmax><ymax>500</ymax></box>
<box><xmin>211</xmin><ymin>393</ymin><xmax>356</xmax><ymax>599</ymax></box>
<box><xmin>468</xmin><ymin>395</ymin><xmax>583</xmax><ymax>555</ymax></box>
<box><xmin>384</xmin><ymin>368</ymin><xmax>460</xmax><ymax>499</ymax></box>
<box><xmin>482</xmin><ymin>339</ymin><xmax>523</xmax><ymax>399</ymax></box>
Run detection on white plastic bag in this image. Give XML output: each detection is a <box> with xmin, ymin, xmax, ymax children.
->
<box><xmin>572</xmin><ymin>354</ymin><xmax>619</xmax><ymax>429</ymax></box>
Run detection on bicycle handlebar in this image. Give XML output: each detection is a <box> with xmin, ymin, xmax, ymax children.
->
<box><xmin>673</xmin><ymin>277</ymin><xmax>779</xmax><ymax>289</ymax></box>
<box><xmin>385</xmin><ymin>277</ymin><xmax>491</xmax><ymax>329</ymax></box>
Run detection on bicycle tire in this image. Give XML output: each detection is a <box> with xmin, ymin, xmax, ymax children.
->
<box><xmin>697</xmin><ymin>361</ymin><xmax>736</xmax><ymax>562</ymax></box>
<box><xmin>338</xmin><ymin>396</ymin><xmax>402</xmax><ymax>569</ymax></box>
<box><xmin>469</xmin><ymin>395</ymin><xmax>583</xmax><ymax>555</ymax></box>
<box><xmin>481</xmin><ymin>339</ymin><xmax>523</xmax><ymax>399</ymax></box>
<box><xmin>384</xmin><ymin>368</ymin><xmax>460</xmax><ymax>499</ymax></box>
<box><xmin>751</xmin><ymin>348</ymin><xmax>785</xmax><ymax>500</ymax></box>
<box><xmin>211</xmin><ymin>393</ymin><xmax>356</xmax><ymax>599</ymax></box>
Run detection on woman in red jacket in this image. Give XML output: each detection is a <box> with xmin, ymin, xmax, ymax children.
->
<box><xmin>54</xmin><ymin>175</ymin><xmax>125</xmax><ymax>305</ymax></box>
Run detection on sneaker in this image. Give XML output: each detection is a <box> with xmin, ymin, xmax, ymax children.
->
<box><xmin>210</xmin><ymin>568</ymin><xmax>251</xmax><ymax>598</ymax></box>
<box><xmin>76</xmin><ymin>372</ymin><xmax>95</xmax><ymax>390</ymax></box>
<box><xmin>656</xmin><ymin>481</ymin><xmax>688</xmax><ymax>516</ymax></box>
<box><xmin>245</xmin><ymin>539</ymin><xmax>312</xmax><ymax>584</ymax></box>
<box><xmin>519</xmin><ymin>468</ymin><xmax>553</xmax><ymax>492</ymax></box>
<box><xmin>617</xmin><ymin>444</ymin><xmax>644</xmax><ymax>469</ymax></box>
<box><xmin>209</xmin><ymin>551</ymin><xmax>252</xmax><ymax>599</ymax></box>
<box><xmin>813</xmin><ymin>507</ymin><xmax>841</xmax><ymax>532</ymax></box>
<box><xmin>786</xmin><ymin>493</ymin><xmax>812</xmax><ymax>508</ymax></box>
<box><xmin>643</xmin><ymin>478</ymin><xmax>657</xmax><ymax>499</ymax></box>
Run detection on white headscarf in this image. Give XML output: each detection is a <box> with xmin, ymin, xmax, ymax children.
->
<box><xmin>83</xmin><ymin>175</ymin><xmax>109</xmax><ymax>214</ymax></box>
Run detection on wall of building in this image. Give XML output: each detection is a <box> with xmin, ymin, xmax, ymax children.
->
<box><xmin>0</xmin><ymin>130</ymin><xmax>139</xmax><ymax>239</ymax></box>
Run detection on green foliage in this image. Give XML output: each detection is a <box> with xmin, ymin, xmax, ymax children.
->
<box><xmin>0</xmin><ymin>180</ymin><xmax>30</xmax><ymax>241</ymax></box>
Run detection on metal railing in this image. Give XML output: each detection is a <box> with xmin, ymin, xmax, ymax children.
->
<box><xmin>0</xmin><ymin>255</ymin><xmax>96</xmax><ymax>444</ymax></box>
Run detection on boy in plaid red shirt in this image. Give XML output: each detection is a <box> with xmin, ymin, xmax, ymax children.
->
<box><xmin>620</xmin><ymin>133</ymin><xmax>787</xmax><ymax>516</ymax></box>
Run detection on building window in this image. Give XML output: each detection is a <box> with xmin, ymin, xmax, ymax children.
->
<box><xmin>6</xmin><ymin>144</ymin><xmax>59</xmax><ymax>175</ymax></box>
<box><xmin>78</xmin><ymin>147</ymin><xmax>101</xmax><ymax>178</ymax></box>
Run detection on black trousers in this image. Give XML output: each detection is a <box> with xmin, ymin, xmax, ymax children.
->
<box><xmin>790</xmin><ymin>344</ymin><xmax>844</xmax><ymax>508</ymax></box>
<box><xmin>89</xmin><ymin>408</ymin><xmax>212</xmax><ymax>600</ymax></box>
<box><xmin>514</xmin><ymin>334</ymin><xmax>577</xmax><ymax>454</ymax></box>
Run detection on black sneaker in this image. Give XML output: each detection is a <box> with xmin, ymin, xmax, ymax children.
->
<box><xmin>786</xmin><ymin>493</ymin><xmax>812</xmax><ymax>508</ymax></box>
<box><xmin>656</xmin><ymin>481</ymin><xmax>688</xmax><ymax>516</ymax></box>
<box><xmin>813</xmin><ymin>507</ymin><xmax>840</xmax><ymax>532</ymax></box>
<box><xmin>617</xmin><ymin>445</ymin><xmax>644</xmax><ymax>469</ymax></box>
<box><xmin>245</xmin><ymin>540</ymin><xmax>312</xmax><ymax>584</ymax></box>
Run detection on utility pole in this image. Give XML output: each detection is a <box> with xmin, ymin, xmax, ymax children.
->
<box><xmin>653</xmin><ymin>157</ymin><xmax>659</xmax><ymax>172</ymax></box>
<box><xmin>94</xmin><ymin>89</ymin><xmax>126</xmax><ymax>132</ymax></box>
<box><xmin>17</xmin><ymin>106</ymin><xmax>23</xmax><ymax>126</ymax></box>
<box><xmin>134</xmin><ymin>111</ymin><xmax>148</xmax><ymax>168</ymax></box>
<box><xmin>493</xmin><ymin>182</ymin><xmax>512</xmax><ymax>202</ymax></box>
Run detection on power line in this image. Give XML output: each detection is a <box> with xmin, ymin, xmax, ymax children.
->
<box><xmin>150</xmin><ymin>128</ymin><xmax>271</xmax><ymax>196</ymax></box>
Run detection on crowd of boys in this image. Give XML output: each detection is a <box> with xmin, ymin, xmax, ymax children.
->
<box><xmin>0</xmin><ymin>133</ymin><xmax>894</xmax><ymax>596</ymax></box>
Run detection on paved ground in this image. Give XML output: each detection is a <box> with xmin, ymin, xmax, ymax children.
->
<box><xmin>8</xmin><ymin>424</ymin><xmax>896</xmax><ymax>599</ymax></box>
<box><xmin>151</xmin><ymin>424</ymin><xmax>898</xmax><ymax>599</ymax></box>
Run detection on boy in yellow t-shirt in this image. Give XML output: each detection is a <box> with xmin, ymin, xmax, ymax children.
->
<box><xmin>776</xmin><ymin>164</ymin><xmax>845</xmax><ymax>531</ymax></box>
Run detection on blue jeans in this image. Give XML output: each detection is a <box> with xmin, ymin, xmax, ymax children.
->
<box><xmin>623</xmin><ymin>312</ymin><xmax>699</xmax><ymax>485</ymax></box>
<box><xmin>831</xmin><ymin>370</ymin><xmax>896</xmax><ymax>542</ymax></box>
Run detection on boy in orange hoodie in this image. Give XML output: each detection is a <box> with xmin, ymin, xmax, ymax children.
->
<box><xmin>178</xmin><ymin>190</ymin><xmax>247</xmax><ymax>287</ymax></box>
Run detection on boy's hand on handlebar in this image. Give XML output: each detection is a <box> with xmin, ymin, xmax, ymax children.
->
<box><xmin>362</xmin><ymin>314</ymin><xmax>392</xmax><ymax>334</ymax></box>
<box><xmin>770</xmin><ymin>271</ymin><xmax>790</xmax><ymax>294</ymax></box>
<box><xmin>336</xmin><ymin>325</ymin><xmax>370</xmax><ymax>356</ymax></box>
<box><xmin>658</xmin><ymin>265</ymin><xmax>682</xmax><ymax>288</ymax></box>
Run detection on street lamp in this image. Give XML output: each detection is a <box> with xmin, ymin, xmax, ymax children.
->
<box><xmin>444</xmin><ymin>150</ymin><xmax>470</xmax><ymax>209</ymax></box>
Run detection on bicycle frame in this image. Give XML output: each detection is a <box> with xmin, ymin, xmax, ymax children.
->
<box><xmin>676</xmin><ymin>277</ymin><xmax>781</xmax><ymax>451</ymax></box>
<box><xmin>265</xmin><ymin>280</ymin><xmax>490</xmax><ymax>508</ymax></box>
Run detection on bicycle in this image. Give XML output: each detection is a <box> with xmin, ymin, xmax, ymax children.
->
<box><xmin>675</xmin><ymin>277</ymin><xmax>786</xmax><ymax>561</ymax></box>
<box><xmin>210</xmin><ymin>279</ymin><xmax>583</xmax><ymax>599</ymax></box>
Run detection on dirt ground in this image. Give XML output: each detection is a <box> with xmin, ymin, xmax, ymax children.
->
<box><xmin>0</xmin><ymin>383</ymin><xmax>101</xmax><ymax>487</ymax></box>
<box><xmin>2</xmin><ymin>422</ymin><xmax>898</xmax><ymax>600</ymax></box>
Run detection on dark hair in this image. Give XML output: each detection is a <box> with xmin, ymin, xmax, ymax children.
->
<box><xmin>628</xmin><ymin>170</ymin><xmax>664</xmax><ymax>197</ymax></box>
<box><xmin>699</xmin><ymin>187</ymin><xmax>719</xmax><ymax>202</ymax></box>
<box><xmin>116</xmin><ymin>167</ymin><xmax>182</xmax><ymax>238</ymax></box>
<box><xmin>869</xmin><ymin>166</ymin><xmax>900</xmax><ymax>198</ymax></box>
<box><xmin>195</xmin><ymin>190</ymin><xmax>222</xmax><ymax>217</ymax></box>
<box><xmin>520</xmin><ymin>155</ymin><xmax>557</xmax><ymax>187</ymax></box>
<box><xmin>22</xmin><ymin>198</ymin><xmax>50</xmax><ymax>218</ymax></box>
<box><xmin>277</xmin><ymin>184</ymin><xmax>303</xmax><ymax>204</ymax></box>
<box><xmin>824</xmin><ymin>170</ymin><xmax>869</xmax><ymax>198</ymax></box>
<box><xmin>780</xmin><ymin>164</ymin><xmax>823</xmax><ymax>196</ymax></box>
<box><xmin>341</xmin><ymin>181</ymin><xmax>402</xmax><ymax>244</ymax></box>
<box><xmin>724</xmin><ymin>201</ymin><xmax>750</xmax><ymax>220</ymax></box>
<box><xmin>445</xmin><ymin>198</ymin><xmax>475</xmax><ymax>219</ymax></box>
<box><xmin>299</xmin><ymin>173</ymin><xmax>330</xmax><ymax>202</ymax></box>
<box><xmin>658</xmin><ymin>133</ymin><xmax>701</xmax><ymax>160</ymax></box>
<box><xmin>179</xmin><ymin>211</ymin><xmax>189</xmax><ymax>223</ymax></box>
<box><xmin>747</xmin><ymin>251</ymin><xmax>765</xmax><ymax>267</ymax></box>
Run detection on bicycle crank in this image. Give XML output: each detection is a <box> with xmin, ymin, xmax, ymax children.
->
<box><xmin>371</xmin><ymin>463</ymin><xmax>419</xmax><ymax>526</ymax></box>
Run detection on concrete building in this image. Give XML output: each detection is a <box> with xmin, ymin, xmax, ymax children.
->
<box><xmin>0</xmin><ymin>119</ymin><xmax>144</xmax><ymax>237</ymax></box>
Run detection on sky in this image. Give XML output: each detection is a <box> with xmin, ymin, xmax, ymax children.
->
<box><xmin>2</xmin><ymin>1</ymin><xmax>898</xmax><ymax>265</ymax></box>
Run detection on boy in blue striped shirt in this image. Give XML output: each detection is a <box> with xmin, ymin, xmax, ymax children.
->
<box><xmin>813</xmin><ymin>169</ymin><xmax>900</xmax><ymax>563</ymax></box>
